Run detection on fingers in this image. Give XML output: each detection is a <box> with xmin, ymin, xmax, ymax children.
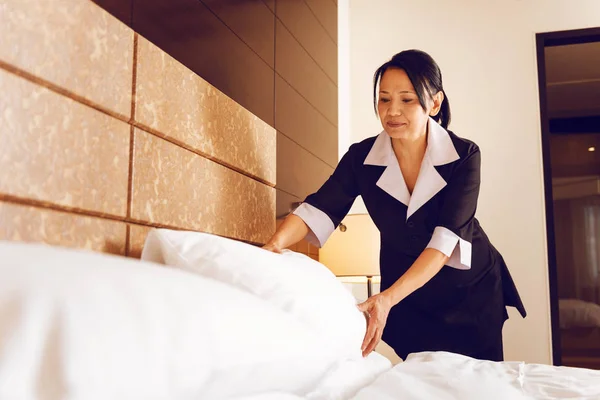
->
<box><xmin>359</xmin><ymin>298</ymin><xmax>376</xmax><ymax>353</ymax></box>
<box><xmin>361</xmin><ymin>313</ymin><xmax>376</xmax><ymax>354</ymax></box>
<box><xmin>356</xmin><ymin>296</ymin><xmax>374</xmax><ymax>312</ymax></box>
<box><xmin>362</xmin><ymin>328</ymin><xmax>382</xmax><ymax>357</ymax></box>
<box><xmin>262</xmin><ymin>244</ymin><xmax>282</xmax><ymax>253</ymax></box>
<box><xmin>356</xmin><ymin>301</ymin><xmax>368</xmax><ymax>313</ymax></box>
<box><xmin>358</xmin><ymin>295</ymin><xmax>390</xmax><ymax>357</ymax></box>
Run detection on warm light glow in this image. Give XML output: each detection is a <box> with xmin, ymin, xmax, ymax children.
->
<box><xmin>319</xmin><ymin>214</ymin><xmax>380</xmax><ymax>276</ymax></box>
<box><xmin>589</xmin><ymin>146</ymin><xmax>596</xmax><ymax>152</ymax></box>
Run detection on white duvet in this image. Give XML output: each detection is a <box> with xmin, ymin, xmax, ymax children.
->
<box><xmin>2</xmin><ymin>241</ymin><xmax>600</xmax><ymax>400</ymax></box>
<box><xmin>228</xmin><ymin>353</ymin><xmax>390</xmax><ymax>400</ymax></box>
<box><xmin>233</xmin><ymin>351</ymin><xmax>600</xmax><ymax>400</ymax></box>
<box><xmin>352</xmin><ymin>352</ymin><xmax>600</xmax><ymax>400</ymax></box>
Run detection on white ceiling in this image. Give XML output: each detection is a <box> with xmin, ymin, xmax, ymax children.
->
<box><xmin>545</xmin><ymin>41</ymin><xmax>600</xmax><ymax>118</ymax></box>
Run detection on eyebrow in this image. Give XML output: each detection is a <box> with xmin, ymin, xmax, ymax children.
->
<box><xmin>379</xmin><ymin>90</ymin><xmax>415</xmax><ymax>94</ymax></box>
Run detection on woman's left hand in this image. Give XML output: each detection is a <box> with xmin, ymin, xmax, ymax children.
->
<box><xmin>357</xmin><ymin>293</ymin><xmax>393</xmax><ymax>357</ymax></box>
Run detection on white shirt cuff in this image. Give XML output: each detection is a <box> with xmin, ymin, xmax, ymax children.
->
<box><xmin>292</xmin><ymin>203</ymin><xmax>335</xmax><ymax>248</ymax></box>
<box><xmin>426</xmin><ymin>226</ymin><xmax>472</xmax><ymax>270</ymax></box>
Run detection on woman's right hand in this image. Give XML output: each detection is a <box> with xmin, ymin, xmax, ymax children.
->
<box><xmin>262</xmin><ymin>242</ymin><xmax>283</xmax><ymax>253</ymax></box>
<box><xmin>262</xmin><ymin>214</ymin><xmax>310</xmax><ymax>254</ymax></box>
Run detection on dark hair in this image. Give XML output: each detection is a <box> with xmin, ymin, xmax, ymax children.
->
<box><xmin>373</xmin><ymin>50</ymin><xmax>451</xmax><ymax>129</ymax></box>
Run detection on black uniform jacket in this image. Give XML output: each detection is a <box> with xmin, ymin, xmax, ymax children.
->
<box><xmin>293</xmin><ymin>118</ymin><xmax>526</xmax><ymax>358</ymax></box>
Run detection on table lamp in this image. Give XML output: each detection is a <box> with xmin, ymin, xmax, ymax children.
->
<box><xmin>319</xmin><ymin>214</ymin><xmax>381</xmax><ymax>297</ymax></box>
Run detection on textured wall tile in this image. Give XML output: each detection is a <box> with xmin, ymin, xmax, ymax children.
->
<box><xmin>277</xmin><ymin>0</ymin><xmax>337</xmax><ymax>83</ymax></box>
<box><xmin>275</xmin><ymin>20</ymin><xmax>337</xmax><ymax>126</ymax></box>
<box><xmin>91</xmin><ymin>0</ymin><xmax>133</xmax><ymax>27</ymax></box>
<box><xmin>127</xmin><ymin>224</ymin><xmax>152</xmax><ymax>258</ymax></box>
<box><xmin>0</xmin><ymin>202</ymin><xmax>127</xmax><ymax>255</ymax></box>
<box><xmin>0</xmin><ymin>69</ymin><xmax>130</xmax><ymax>216</ymax></box>
<box><xmin>131</xmin><ymin>129</ymin><xmax>275</xmax><ymax>244</ymax></box>
<box><xmin>263</xmin><ymin>0</ymin><xmax>275</xmax><ymax>13</ymax></box>
<box><xmin>0</xmin><ymin>0</ymin><xmax>134</xmax><ymax>118</ymax></box>
<box><xmin>202</xmin><ymin>0</ymin><xmax>274</xmax><ymax>68</ymax></box>
<box><xmin>135</xmin><ymin>36</ymin><xmax>276</xmax><ymax>185</ymax></box>
<box><xmin>132</xmin><ymin>0</ymin><xmax>275</xmax><ymax>126</ymax></box>
<box><xmin>275</xmin><ymin>75</ymin><xmax>338</xmax><ymax>167</ymax></box>
<box><xmin>276</xmin><ymin>132</ymin><xmax>334</xmax><ymax>200</ymax></box>
<box><xmin>276</xmin><ymin>188</ymin><xmax>302</xmax><ymax>219</ymax></box>
<box><xmin>304</xmin><ymin>0</ymin><xmax>337</xmax><ymax>43</ymax></box>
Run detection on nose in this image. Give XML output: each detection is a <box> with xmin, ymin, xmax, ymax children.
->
<box><xmin>388</xmin><ymin>99</ymin><xmax>402</xmax><ymax>116</ymax></box>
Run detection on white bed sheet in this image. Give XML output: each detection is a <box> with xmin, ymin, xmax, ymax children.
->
<box><xmin>351</xmin><ymin>352</ymin><xmax>600</xmax><ymax>400</ymax></box>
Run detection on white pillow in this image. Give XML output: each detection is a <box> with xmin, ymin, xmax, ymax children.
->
<box><xmin>559</xmin><ymin>298</ymin><xmax>600</xmax><ymax>329</ymax></box>
<box><xmin>141</xmin><ymin>228</ymin><xmax>367</xmax><ymax>361</ymax></box>
<box><xmin>0</xmin><ymin>241</ymin><xmax>334</xmax><ymax>400</ymax></box>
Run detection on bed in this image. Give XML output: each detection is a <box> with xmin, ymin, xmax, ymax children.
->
<box><xmin>559</xmin><ymin>299</ymin><xmax>600</xmax><ymax>370</ymax></box>
<box><xmin>3</xmin><ymin>235</ymin><xmax>600</xmax><ymax>400</ymax></box>
<box><xmin>561</xmin><ymin>328</ymin><xmax>600</xmax><ymax>370</ymax></box>
<box><xmin>1</xmin><ymin>0</ymin><xmax>600</xmax><ymax>399</ymax></box>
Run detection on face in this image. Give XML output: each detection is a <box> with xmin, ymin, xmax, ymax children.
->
<box><xmin>377</xmin><ymin>68</ymin><xmax>443</xmax><ymax>140</ymax></box>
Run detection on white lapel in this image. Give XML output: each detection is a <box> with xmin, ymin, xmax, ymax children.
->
<box><xmin>364</xmin><ymin>131</ymin><xmax>411</xmax><ymax>206</ymax></box>
<box><xmin>363</xmin><ymin>118</ymin><xmax>460</xmax><ymax>220</ymax></box>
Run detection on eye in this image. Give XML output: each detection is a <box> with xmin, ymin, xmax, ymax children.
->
<box><xmin>402</xmin><ymin>99</ymin><xmax>414</xmax><ymax>103</ymax></box>
<box><xmin>379</xmin><ymin>98</ymin><xmax>390</xmax><ymax>103</ymax></box>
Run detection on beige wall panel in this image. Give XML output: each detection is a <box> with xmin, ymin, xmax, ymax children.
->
<box><xmin>0</xmin><ymin>202</ymin><xmax>127</xmax><ymax>255</ymax></box>
<box><xmin>131</xmin><ymin>129</ymin><xmax>275</xmax><ymax>244</ymax></box>
<box><xmin>135</xmin><ymin>36</ymin><xmax>276</xmax><ymax>185</ymax></box>
<box><xmin>275</xmin><ymin>20</ymin><xmax>337</xmax><ymax>125</ymax></box>
<box><xmin>276</xmin><ymin>132</ymin><xmax>333</xmax><ymax>200</ymax></box>
<box><xmin>0</xmin><ymin>69</ymin><xmax>130</xmax><ymax>217</ymax></box>
<box><xmin>0</xmin><ymin>0</ymin><xmax>133</xmax><ymax>118</ymax></box>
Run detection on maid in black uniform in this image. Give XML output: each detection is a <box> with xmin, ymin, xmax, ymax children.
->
<box><xmin>263</xmin><ymin>50</ymin><xmax>526</xmax><ymax>362</ymax></box>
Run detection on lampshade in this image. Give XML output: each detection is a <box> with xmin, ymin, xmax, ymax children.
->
<box><xmin>319</xmin><ymin>214</ymin><xmax>381</xmax><ymax>277</ymax></box>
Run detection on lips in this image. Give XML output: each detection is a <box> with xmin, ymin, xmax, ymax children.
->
<box><xmin>386</xmin><ymin>121</ymin><xmax>406</xmax><ymax>128</ymax></box>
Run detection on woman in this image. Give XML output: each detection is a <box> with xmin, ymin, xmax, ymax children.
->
<box><xmin>263</xmin><ymin>50</ymin><xmax>526</xmax><ymax>362</ymax></box>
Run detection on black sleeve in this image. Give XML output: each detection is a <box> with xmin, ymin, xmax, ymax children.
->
<box><xmin>292</xmin><ymin>145</ymin><xmax>361</xmax><ymax>247</ymax></box>
<box><xmin>304</xmin><ymin>146</ymin><xmax>361</xmax><ymax>227</ymax></box>
<box><xmin>427</xmin><ymin>147</ymin><xmax>481</xmax><ymax>269</ymax></box>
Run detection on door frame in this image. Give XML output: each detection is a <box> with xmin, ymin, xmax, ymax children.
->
<box><xmin>535</xmin><ymin>26</ymin><xmax>600</xmax><ymax>366</ymax></box>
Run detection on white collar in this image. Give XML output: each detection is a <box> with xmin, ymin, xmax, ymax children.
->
<box><xmin>364</xmin><ymin>117</ymin><xmax>460</xmax><ymax>219</ymax></box>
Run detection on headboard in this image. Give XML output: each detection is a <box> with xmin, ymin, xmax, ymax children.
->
<box><xmin>0</xmin><ymin>0</ymin><xmax>276</xmax><ymax>258</ymax></box>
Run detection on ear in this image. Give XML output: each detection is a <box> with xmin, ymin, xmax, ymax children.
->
<box><xmin>429</xmin><ymin>91</ymin><xmax>445</xmax><ymax>117</ymax></box>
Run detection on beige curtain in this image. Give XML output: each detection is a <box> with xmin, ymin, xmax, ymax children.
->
<box><xmin>569</xmin><ymin>196</ymin><xmax>600</xmax><ymax>304</ymax></box>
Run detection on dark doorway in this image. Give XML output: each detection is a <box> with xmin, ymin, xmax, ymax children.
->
<box><xmin>536</xmin><ymin>27</ymin><xmax>600</xmax><ymax>368</ymax></box>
